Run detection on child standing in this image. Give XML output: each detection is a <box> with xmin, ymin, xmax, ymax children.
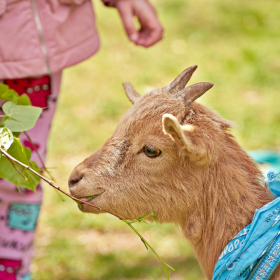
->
<box><xmin>0</xmin><ymin>0</ymin><xmax>163</xmax><ymax>279</ymax></box>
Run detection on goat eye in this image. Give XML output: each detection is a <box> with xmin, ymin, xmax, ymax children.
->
<box><xmin>143</xmin><ymin>146</ymin><xmax>161</xmax><ymax>158</ymax></box>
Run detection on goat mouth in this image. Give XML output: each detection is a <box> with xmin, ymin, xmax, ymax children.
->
<box><xmin>80</xmin><ymin>192</ymin><xmax>104</xmax><ymax>203</ymax></box>
<box><xmin>76</xmin><ymin>192</ymin><xmax>105</xmax><ymax>213</ymax></box>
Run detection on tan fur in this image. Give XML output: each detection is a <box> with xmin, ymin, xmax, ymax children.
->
<box><xmin>68</xmin><ymin>67</ymin><xmax>278</xmax><ymax>279</ymax></box>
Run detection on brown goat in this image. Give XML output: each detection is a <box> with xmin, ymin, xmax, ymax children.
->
<box><xmin>68</xmin><ymin>66</ymin><xmax>279</xmax><ymax>279</ymax></box>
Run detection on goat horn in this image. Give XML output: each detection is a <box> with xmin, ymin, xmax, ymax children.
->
<box><xmin>122</xmin><ymin>82</ymin><xmax>141</xmax><ymax>104</ymax></box>
<box><xmin>173</xmin><ymin>82</ymin><xmax>214</xmax><ymax>107</ymax></box>
<box><xmin>167</xmin><ymin>65</ymin><xmax>198</xmax><ymax>94</ymax></box>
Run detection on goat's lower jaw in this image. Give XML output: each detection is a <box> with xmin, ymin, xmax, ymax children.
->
<box><xmin>80</xmin><ymin>205</ymin><xmax>105</xmax><ymax>214</ymax></box>
<box><xmin>77</xmin><ymin>193</ymin><xmax>105</xmax><ymax>213</ymax></box>
<box><xmin>78</xmin><ymin>203</ymin><xmax>105</xmax><ymax>214</ymax></box>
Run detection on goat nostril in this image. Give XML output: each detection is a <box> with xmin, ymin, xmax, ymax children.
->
<box><xmin>68</xmin><ymin>176</ymin><xmax>82</xmax><ymax>189</ymax></box>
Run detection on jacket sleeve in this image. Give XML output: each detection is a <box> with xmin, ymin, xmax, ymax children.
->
<box><xmin>0</xmin><ymin>0</ymin><xmax>6</xmax><ymax>16</ymax></box>
<box><xmin>58</xmin><ymin>0</ymin><xmax>88</xmax><ymax>5</ymax></box>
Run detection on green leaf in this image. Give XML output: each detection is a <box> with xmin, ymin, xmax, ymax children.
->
<box><xmin>0</xmin><ymin>84</ymin><xmax>18</xmax><ymax>104</ymax></box>
<box><xmin>0</xmin><ymin>127</ymin><xmax>14</xmax><ymax>150</ymax></box>
<box><xmin>0</xmin><ymin>138</ymin><xmax>41</xmax><ymax>191</ymax></box>
<box><xmin>75</xmin><ymin>200</ymin><xmax>83</xmax><ymax>210</ymax></box>
<box><xmin>0</xmin><ymin>84</ymin><xmax>31</xmax><ymax>105</ymax></box>
<box><xmin>12</xmin><ymin>132</ymin><xmax>21</xmax><ymax>138</ymax></box>
<box><xmin>86</xmin><ymin>195</ymin><xmax>99</xmax><ymax>200</ymax></box>
<box><xmin>136</xmin><ymin>211</ymin><xmax>157</xmax><ymax>223</ymax></box>
<box><xmin>2</xmin><ymin>102</ymin><xmax>42</xmax><ymax>132</ymax></box>
<box><xmin>17</xmin><ymin>94</ymin><xmax>31</xmax><ymax>106</ymax></box>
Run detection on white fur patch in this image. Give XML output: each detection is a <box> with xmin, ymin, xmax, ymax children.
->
<box><xmin>182</xmin><ymin>124</ymin><xmax>195</xmax><ymax>132</ymax></box>
<box><xmin>93</xmin><ymin>140</ymin><xmax>130</xmax><ymax>177</ymax></box>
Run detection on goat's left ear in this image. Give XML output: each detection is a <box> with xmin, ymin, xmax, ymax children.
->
<box><xmin>162</xmin><ymin>114</ymin><xmax>208</xmax><ymax>164</ymax></box>
<box><xmin>122</xmin><ymin>82</ymin><xmax>141</xmax><ymax>104</ymax></box>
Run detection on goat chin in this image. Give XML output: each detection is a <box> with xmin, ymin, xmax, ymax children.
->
<box><xmin>78</xmin><ymin>202</ymin><xmax>105</xmax><ymax>214</ymax></box>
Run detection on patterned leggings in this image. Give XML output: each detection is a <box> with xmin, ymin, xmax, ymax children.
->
<box><xmin>0</xmin><ymin>72</ymin><xmax>62</xmax><ymax>280</ymax></box>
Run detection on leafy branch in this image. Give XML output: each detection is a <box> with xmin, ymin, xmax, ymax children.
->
<box><xmin>0</xmin><ymin>147</ymin><xmax>174</xmax><ymax>279</ymax></box>
<box><xmin>0</xmin><ymin>147</ymin><xmax>123</xmax><ymax>219</ymax></box>
<box><xmin>0</xmin><ymin>84</ymin><xmax>43</xmax><ymax>191</ymax></box>
<box><xmin>0</xmin><ymin>84</ymin><xmax>174</xmax><ymax>278</ymax></box>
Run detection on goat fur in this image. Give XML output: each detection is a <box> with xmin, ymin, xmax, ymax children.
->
<box><xmin>69</xmin><ymin>66</ymin><xmax>279</xmax><ymax>279</ymax></box>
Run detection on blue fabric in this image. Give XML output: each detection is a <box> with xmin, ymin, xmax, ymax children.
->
<box><xmin>248</xmin><ymin>151</ymin><xmax>280</xmax><ymax>173</ymax></box>
<box><xmin>212</xmin><ymin>172</ymin><xmax>280</xmax><ymax>280</ymax></box>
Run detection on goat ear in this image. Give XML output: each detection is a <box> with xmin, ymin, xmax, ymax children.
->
<box><xmin>173</xmin><ymin>82</ymin><xmax>214</xmax><ymax>107</ymax></box>
<box><xmin>122</xmin><ymin>82</ymin><xmax>141</xmax><ymax>104</ymax></box>
<box><xmin>166</xmin><ymin>65</ymin><xmax>198</xmax><ymax>94</ymax></box>
<box><xmin>162</xmin><ymin>114</ymin><xmax>207</xmax><ymax>163</ymax></box>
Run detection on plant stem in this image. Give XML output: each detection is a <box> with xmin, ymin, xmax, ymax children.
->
<box><xmin>0</xmin><ymin>147</ymin><xmax>123</xmax><ymax>220</ymax></box>
<box><xmin>5</xmin><ymin>154</ymin><xmax>27</xmax><ymax>180</ymax></box>
<box><xmin>0</xmin><ymin>147</ymin><xmax>174</xmax><ymax>279</ymax></box>
<box><xmin>123</xmin><ymin>219</ymin><xmax>174</xmax><ymax>280</ymax></box>
<box><xmin>23</xmin><ymin>131</ymin><xmax>55</xmax><ymax>181</ymax></box>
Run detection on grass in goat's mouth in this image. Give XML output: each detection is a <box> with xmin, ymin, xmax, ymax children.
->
<box><xmin>86</xmin><ymin>194</ymin><xmax>99</xmax><ymax>200</ymax></box>
<box><xmin>75</xmin><ymin>194</ymin><xmax>100</xmax><ymax>210</ymax></box>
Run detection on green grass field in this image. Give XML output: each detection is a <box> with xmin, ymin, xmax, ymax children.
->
<box><xmin>33</xmin><ymin>0</ymin><xmax>280</xmax><ymax>279</ymax></box>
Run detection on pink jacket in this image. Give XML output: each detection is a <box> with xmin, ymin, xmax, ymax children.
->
<box><xmin>0</xmin><ymin>0</ymin><xmax>100</xmax><ymax>79</ymax></box>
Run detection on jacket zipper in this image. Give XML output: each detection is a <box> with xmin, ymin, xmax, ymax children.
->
<box><xmin>31</xmin><ymin>0</ymin><xmax>51</xmax><ymax>75</ymax></box>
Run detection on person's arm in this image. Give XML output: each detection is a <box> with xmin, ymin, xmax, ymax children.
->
<box><xmin>102</xmin><ymin>0</ymin><xmax>163</xmax><ymax>47</ymax></box>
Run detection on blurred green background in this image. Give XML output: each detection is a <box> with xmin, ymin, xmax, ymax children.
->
<box><xmin>33</xmin><ymin>0</ymin><xmax>280</xmax><ymax>279</ymax></box>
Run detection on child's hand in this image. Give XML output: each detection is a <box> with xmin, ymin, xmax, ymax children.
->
<box><xmin>103</xmin><ymin>0</ymin><xmax>163</xmax><ymax>47</ymax></box>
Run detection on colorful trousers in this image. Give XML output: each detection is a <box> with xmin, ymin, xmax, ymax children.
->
<box><xmin>0</xmin><ymin>72</ymin><xmax>62</xmax><ymax>280</ymax></box>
